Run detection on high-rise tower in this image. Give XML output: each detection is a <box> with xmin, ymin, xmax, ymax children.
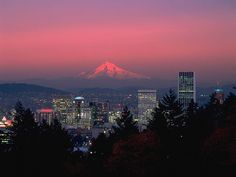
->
<box><xmin>138</xmin><ymin>89</ymin><xmax>157</xmax><ymax>130</ymax></box>
<box><xmin>178</xmin><ymin>72</ymin><xmax>196</xmax><ymax>108</ymax></box>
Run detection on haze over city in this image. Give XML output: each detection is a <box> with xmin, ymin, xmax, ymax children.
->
<box><xmin>1</xmin><ymin>0</ymin><xmax>236</xmax><ymax>85</ymax></box>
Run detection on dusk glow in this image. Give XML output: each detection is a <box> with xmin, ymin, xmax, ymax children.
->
<box><xmin>0</xmin><ymin>0</ymin><xmax>236</xmax><ymax>83</ymax></box>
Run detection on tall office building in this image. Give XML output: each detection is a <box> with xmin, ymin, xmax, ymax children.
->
<box><xmin>89</xmin><ymin>101</ymin><xmax>109</xmax><ymax>127</ymax></box>
<box><xmin>52</xmin><ymin>98</ymin><xmax>75</xmax><ymax>126</ymax></box>
<box><xmin>74</xmin><ymin>96</ymin><xmax>93</xmax><ymax>129</ymax></box>
<box><xmin>138</xmin><ymin>90</ymin><xmax>157</xmax><ymax>130</ymax></box>
<box><xmin>73</xmin><ymin>96</ymin><xmax>85</xmax><ymax>120</ymax></box>
<box><xmin>78</xmin><ymin>107</ymin><xmax>92</xmax><ymax>129</ymax></box>
<box><xmin>178</xmin><ymin>72</ymin><xmax>196</xmax><ymax>108</ymax></box>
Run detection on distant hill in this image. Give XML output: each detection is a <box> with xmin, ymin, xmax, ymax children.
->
<box><xmin>0</xmin><ymin>83</ymin><xmax>71</xmax><ymax>113</ymax></box>
<box><xmin>0</xmin><ymin>83</ymin><xmax>68</xmax><ymax>94</ymax></box>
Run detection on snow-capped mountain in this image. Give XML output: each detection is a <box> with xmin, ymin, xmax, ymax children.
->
<box><xmin>79</xmin><ymin>61</ymin><xmax>150</xmax><ymax>80</ymax></box>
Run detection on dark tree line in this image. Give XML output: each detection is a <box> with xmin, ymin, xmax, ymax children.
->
<box><xmin>85</xmin><ymin>90</ymin><xmax>236</xmax><ymax>177</ymax></box>
<box><xmin>0</xmin><ymin>102</ymin><xmax>72</xmax><ymax>177</ymax></box>
<box><xmin>0</xmin><ymin>90</ymin><xmax>236</xmax><ymax>177</ymax></box>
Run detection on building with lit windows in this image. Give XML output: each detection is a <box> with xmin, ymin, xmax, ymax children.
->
<box><xmin>178</xmin><ymin>72</ymin><xmax>196</xmax><ymax>108</ymax></box>
<box><xmin>35</xmin><ymin>108</ymin><xmax>56</xmax><ymax>125</ymax></box>
<box><xmin>53</xmin><ymin>97</ymin><xmax>74</xmax><ymax>125</ymax></box>
<box><xmin>77</xmin><ymin>106</ymin><xmax>93</xmax><ymax>129</ymax></box>
<box><xmin>138</xmin><ymin>90</ymin><xmax>157</xmax><ymax>130</ymax></box>
<box><xmin>0</xmin><ymin>116</ymin><xmax>13</xmax><ymax>144</ymax></box>
<box><xmin>73</xmin><ymin>96</ymin><xmax>85</xmax><ymax>127</ymax></box>
<box><xmin>108</xmin><ymin>111</ymin><xmax>121</xmax><ymax>124</ymax></box>
<box><xmin>89</xmin><ymin>101</ymin><xmax>110</xmax><ymax>127</ymax></box>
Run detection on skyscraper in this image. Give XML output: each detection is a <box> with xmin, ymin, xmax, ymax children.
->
<box><xmin>89</xmin><ymin>101</ymin><xmax>110</xmax><ymax>127</ymax></box>
<box><xmin>178</xmin><ymin>72</ymin><xmax>196</xmax><ymax>108</ymax></box>
<box><xmin>138</xmin><ymin>90</ymin><xmax>157</xmax><ymax>130</ymax></box>
<box><xmin>52</xmin><ymin>97</ymin><xmax>74</xmax><ymax>125</ymax></box>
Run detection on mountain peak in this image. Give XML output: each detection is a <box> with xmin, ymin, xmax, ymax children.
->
<box><xmin>103</xmin><ymin>61</ymin><xmax>115</xmax><ymax>66</ymax></box>
<box><xmin>96</xmin><ymin>61</ymin><xmax>119</xmax><ymax>72</ymax></box>
<box><xmin>79</xmin><ymin>61</ymin><xmax>150</xmax><ymax>80</ymax></box>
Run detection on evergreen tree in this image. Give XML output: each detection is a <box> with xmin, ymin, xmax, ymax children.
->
<box><xmin>39</xmin><ymin>118</ymin><xmax>72</xmax><ymax>156</ymax></box>
<box><xmin>37</xmin><ymin>119</ymin><xmax>72</xmax><ymax>176</ymax></box>
<box><xmin>186</xmin><ymin>99</ymin><xmax>199</xmax><ymax>128</ymax></box>
<box><xmin>11</xmin><ymin>101</ymin><xmax>39</xmax><ymax>152</ymax></box>
<box><xmin>10</xmin><ymin>102</ymin><xmax>40</xmax><ymax>176</ymax></box>
<box><xmin>186</xmin><ymin>99</ymin><xmax>198</xmax><ymax>119</ymax></box>
<box><xmin>9</xmin><ymin>102</ymin><xmax>72</xmax><ymax>176</ymax></box>
<box><xmin>148</xmin><ymin>90</ymin><xmax>185</xmax><ymax>162</ymax></box>
<box><xmin>90</xmin><ymin>106</ymin><xmax>138</xmax><ymax>161</ymax></box>
<box><xmin>149</xmin><ymin>89</ymin><xmax>184</xmax><ymax>130</ymax></box>
<box><xmin>113</xmin><ymin>106</ymin><xmax>138</xmax><ymax>139</ymax></box>
<box><xmin>203</xmin><ymin>94</ymin><xmax>225</xmax><ymax>130</ymax></box>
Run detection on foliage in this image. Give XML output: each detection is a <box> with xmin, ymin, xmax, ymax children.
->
<box><xmin>8</xmin><ymin>102</ymin><xmax>72</xmax><ymax>176</ymax></box>
<box><xmin>113</xmin><ymin>106</ymin><xmax>139</xmax><ymax>139</ymax></box>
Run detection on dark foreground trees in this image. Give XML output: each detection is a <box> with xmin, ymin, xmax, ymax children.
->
<box><xmin>0</xmin><ymin>102</ymin><xmax>72</xmax><ymax>177</ymax></box>
<box><xmin>87</xmin><ymin>91</ymin><xmax>236</xmax><ymax>177</ymax></box>
<box><xmin>1</xmin><ymin>91</ymin><xmax>236</xmax><ymax>177</ymax></box>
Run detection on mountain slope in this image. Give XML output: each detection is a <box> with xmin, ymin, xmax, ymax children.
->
<box><xmin>0</xmin><ymin>83</ymin><xmax>70</xmax><ymax>111</ymax></box>
<box><xmin>79</xmin><ymin>61</ymin><xmax>150</xmax><ymax>80</ymax></box>
<box><xmin>0</xmin><ymin>83</ymin><xmax>68</xmax><ymax>94</ymax></box>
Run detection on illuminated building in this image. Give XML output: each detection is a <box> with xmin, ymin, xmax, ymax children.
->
<box><xmin>213</xmin><ymin>88</ymin><xmax>224</xmax><ymax>104</ymax></box>
<box><xmin>0</xmin><ymin>116</ymin><xmax>13</xmax><ymax>128</ymax></box>
<box><xmin>178</xmin><ymin>72</ymin><xmax>196</xmax><ymax>108</ymax></box>
<box><xmin>0</xmin><ymin>116</ymin><xmax>13</xmax><ymax>144</ymax></box>
<box><xmin>35</xmin><ymin>108</ymin><xmax>56</xmax><ymax>125</ymax></box>
<box><xmin>78</xmin><ymin>107</ymin><xmax>93</xmax><ymax>129</ymax></box>
<box><xmin>89</xmin><ymin>101</ymin><xmax>110</xmax><ymax>127</ymax></box>
<box><xmin>53</xmin><ymin>96</ymin><xmax>93</xmax><ymax>128</ymax></box>
<box><xmin>74</xmin><ymin>96</ymin><xmax>93</xmax><ymax>129</ymax></box>
<box><xmin>53</xmin><ymin>97</ymin><xmax>76</xmax><ymax>126</ymax></box>
<box><xmin>108</xmin><ymin>111</ymin><xmax>121</xmax><ymax>124</ymax></box>
<box><xmin>138</xmin><ymin>90</ymin><xmax>157</xmax><ymax>130</ymax></box>
<box><xmin>0</xmin><ymin>129</ymin><xmax>12</xmax><ymax>144</ymax></box>
<box><xmin>73</xmin><ymin>96</ymin><xmax>85</xmax><ymax>121</ymax></box>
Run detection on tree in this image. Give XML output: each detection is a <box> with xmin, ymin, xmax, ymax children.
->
<box><xmin>113</xmin><ymin>106</ymin><xmax>139</xmax><ymax>139</ymax></box>
<box><xmin>148</xmin><ymin>90</ymin><xmax>187</xmax><ymax>166</ymax></box>
<box><xmin>148</xmin><ymin>89</ymin><xmax>184</xmax><ymax>131</ymax></box>
<box><xmin>90</xmin><ymin>107</ymin><xmax>138</xmax><ymax>157</ymax></box>
<box><xmin>38</xmin><ymin>119</ymin><xmax>72</xmax><ymax>176</ymax></box>
<box><xmin>203</xmin><ymin>94</ymin><xmax>236</xmax><ymax>176</ymax></box>
<box><xmin>10</xmin><ymin>102</ymin><xmax>40</xmax><ymax>176</ymax></box>
<box><xmin>10</xmin><ymin>102</ymin><xmax>72</xmax><ymax>176</ymax></box>
<box><xmin>106</xmin><ymin>131</ymin><xmax>161</xmax><ymax>177</ymax></box>
<box><xmin>11</xmin><ymin>101</ymin><xmax>39</xmax><ymax>152</ymax></box>
<box><xmin>186</xmin><ymin>99</ymin><xmax>198</xmax><ymax>120</ymax></box>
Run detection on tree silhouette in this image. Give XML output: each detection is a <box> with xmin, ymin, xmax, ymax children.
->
<box><xmin>149</xmin><ymin>89</ymin><xmax>184</xmax><ymax>131</ymax></box>
<box><xmin>113</xmin><ymin>106</ymin><xmax>138</xmax><ymax>139</ymax></box>
<box><xmin>38</xmin><ymin>118</ymin><xmax>72</xmax><ymax>176</ymax></box>
<box><xmin>8</xmin><ymin>102</ymin><xmax>72</xmax><ymax>176</ymax></box>
<box><xmin>90</xmin><ymin>106</ymin><xmax>138</xmax><ymax>158</ymax></box>
<box><xmin>186</xmin><ymin>99</ymin><xmax>198</xmax><ymax>120</ymax></box>
<box><xmin>202</xmin><ymin>93</ymin><xmax>236</xmax><ymax>176</ymax></box>
<box><xmin>148</xmin><ymin>90</ymin><xmax>187</xmax><ymax>170</ymax></box>
<box><xmin>11</xmin><ymin>102</ymin><xmax>39</xmax><ymax>151</ymax></box>
<box><xmin>10</xmin><ymin>102</ymin><xmax>40</xmax><ymax>175</ymax></box>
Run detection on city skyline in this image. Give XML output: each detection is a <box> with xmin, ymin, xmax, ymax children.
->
<box><xmin>0</xmin><ymin>0</ymin><xmax>236</xmax><ymax>84</ymax></box>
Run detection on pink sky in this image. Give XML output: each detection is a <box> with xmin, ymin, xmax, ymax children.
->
<box><xmin>0</xmin><ymin>0</ymin><xmax>236</xmax><ymax>84</ymax></box>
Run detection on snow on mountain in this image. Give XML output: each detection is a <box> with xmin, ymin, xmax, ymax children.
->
<box><xmin>79</xmin><ymin>61</ymin><xmax>150</xmax><ymax>80</ymax></box>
